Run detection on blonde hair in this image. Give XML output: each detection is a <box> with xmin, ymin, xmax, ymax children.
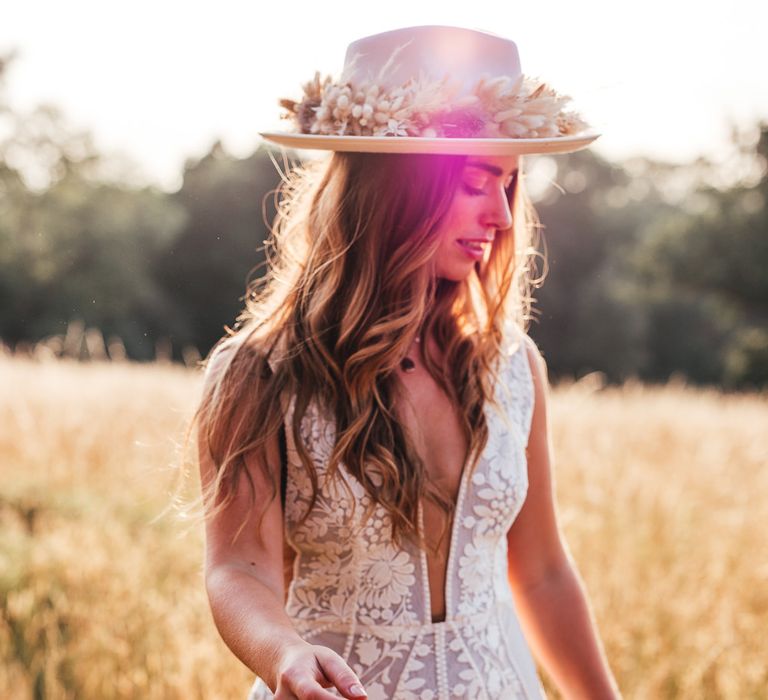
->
<box><xmin>195</xmin><ymin>150</ymin><xmax>544</xmax><ymax>549</ymax></box>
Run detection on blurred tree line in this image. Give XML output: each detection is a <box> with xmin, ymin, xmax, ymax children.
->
<box><xmin>0</xmin><ymin>52</ymin><xmax>766</xmax><ymax>389</ymax></box>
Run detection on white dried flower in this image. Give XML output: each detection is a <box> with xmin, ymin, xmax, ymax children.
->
<box><xmin>278</xmin><ymin>67</ymin><xmax>589</xmax><ymax>140</ymax></box>
<box><xmin>389</xmin><ymin>119</ymin><xmax>410</xmax><ymax>136</ymax></box>
<box><xmin>493</xmin><ymin>107</ymin><xmax>523</xmax><ymax>123</ymax></box>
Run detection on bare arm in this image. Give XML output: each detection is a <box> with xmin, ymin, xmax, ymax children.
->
<box><xmin>199</xmin><ymin>347</ymin><xmax>367</xmax><ymax>699</ymax></box>
<box><xmin>505</xmin><ymin>335</ymin><xmax>622</xmax><ymax>699</ymax></box>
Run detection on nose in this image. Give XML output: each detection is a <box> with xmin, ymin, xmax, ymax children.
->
<box><xmin>481</xmin><ymin>184</ymin><xmax>513</xmax><ymax>230</ymax></box>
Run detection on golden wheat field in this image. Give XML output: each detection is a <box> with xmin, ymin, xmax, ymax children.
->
<box><xmin>1</xmin><ymin>354</ymin><xmax>766</xmax><ymax>700</ymax></box>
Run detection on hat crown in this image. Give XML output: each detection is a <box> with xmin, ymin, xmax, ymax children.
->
<box><xmin>342</xmin><ymin>25</ymin><xmax>522</xmax><ymax>94</ymax></box>
<box><xmin>260</xmin><ymin>24</ymin><xmax>600</xmax><ymax>156</ymax></box>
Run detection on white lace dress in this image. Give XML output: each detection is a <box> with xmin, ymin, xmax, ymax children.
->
<box><xmin>248</xmin><ymin>331</ymin><xmax>546</xmax><ymax>699</ymax></box>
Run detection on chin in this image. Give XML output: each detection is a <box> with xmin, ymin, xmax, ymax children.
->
<box><xmin>435</xmin><ymin>263</ymin><xmax>477</xmax><ymax>282</ymax></box>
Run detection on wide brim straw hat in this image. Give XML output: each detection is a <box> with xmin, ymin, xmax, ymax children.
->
<box><xmin>259</xmin><ymin>25</ymin><xmax>601</xmax><ymax>157</ymax></box>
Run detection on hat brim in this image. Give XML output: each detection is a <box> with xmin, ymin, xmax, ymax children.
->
<box><xmin>259</xmin><ymin>131</ymin><xmax>600</xmax><ymax>156</ymax></box>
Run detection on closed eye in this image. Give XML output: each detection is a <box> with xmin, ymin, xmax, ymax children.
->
<box><xmin>462</xmin><ymin>184</ymin><xmax>485</xmax><ymax>196</ymax></box>
<box><xmin>463</xmin><ymin>173</ymin><xmax>517</xmax><ymax>198</ymax></box>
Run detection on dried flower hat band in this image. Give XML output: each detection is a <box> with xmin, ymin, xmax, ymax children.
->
<box><xmin>260</xmin><ymin>26</ymin><xmax>600</xmax><ymax>155</ymax></box>
<box><xmin>279</xmin><ymin>70</ymin><xmax>590</xmax><ymax>140</ymax></box>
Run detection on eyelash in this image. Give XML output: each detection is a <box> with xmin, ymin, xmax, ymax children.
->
<box><xmin>462</xmin><ymin>176</ymin><xmax>517</xmax><ymax>197</ymax></box>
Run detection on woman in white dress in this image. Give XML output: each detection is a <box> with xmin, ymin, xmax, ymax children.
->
<box><xmin>195</xmin><ymin>25</ymin><xmax>622</xmax><ymax>700</ymax></box>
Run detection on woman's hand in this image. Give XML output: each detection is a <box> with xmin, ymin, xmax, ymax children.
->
<box><xmin>274</xmin><ymin>640</ymin><xmax>367</xmax><ymax>699</ymax></box>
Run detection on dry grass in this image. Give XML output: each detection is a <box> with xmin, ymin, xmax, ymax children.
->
<box><xmin>0</xmin><ymin>356</ymin><xmax>766</xmax><ymax>699</ymax></box>
<box><xmin>545</xmin><ymin>374</ymin><xmax>768</xmax><ymax>698</ymax></box>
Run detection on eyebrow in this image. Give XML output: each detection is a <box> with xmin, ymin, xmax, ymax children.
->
<box><xmin>465</xmin><ymin>161</ymin><xmax>519</xmax><ymax>179</ymax></box>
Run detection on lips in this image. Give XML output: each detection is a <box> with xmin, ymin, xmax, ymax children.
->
<box><xmin>456</xmin><ymin>239</ymin><xmax>488</xmax><ymax>260</ymax></box>
<box><xmin>457</xmin><ymin>239</ymin><xmax>485</xmax><ymax>250</ymax></box>
<box><xmin>456</xmin><ymin>237</ymin><xmax>492</xmax><ymax>248</ymax></box>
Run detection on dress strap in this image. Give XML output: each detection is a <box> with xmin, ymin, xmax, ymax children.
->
<box><xmin>490</xmin><ymin>320</ymin><xmax>535</xmax><ymax>447</ymax></box>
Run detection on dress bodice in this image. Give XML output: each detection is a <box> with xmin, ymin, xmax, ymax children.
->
<box><xmin>250</xmin><ymin>327</ymin><xmax>546</xmax><ymax>699</ymax></box>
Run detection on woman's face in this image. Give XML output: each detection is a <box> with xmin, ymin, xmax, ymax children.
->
<box><xmin>432</xmin><ymin>155</ymin><xmax>520</xmax><ymax>281</ymax></box>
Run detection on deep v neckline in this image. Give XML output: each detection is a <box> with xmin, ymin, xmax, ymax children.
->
<box><xmin>392</xmin><ymin>380</ymin><xmax>493</xmax><ymax>625</ymax></box>
<box><xmin>417</xmin><ymin>450</ymin><xmax>474</xmax><ymax>624</ymax></box>
<box><xmin>413</xmin><ymin>369</ymin><xmax>507</xmax><ymax>624</ymax></box>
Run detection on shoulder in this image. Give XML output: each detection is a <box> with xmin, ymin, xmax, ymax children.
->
<box><xmin>520</xmin><ymin>332</ymin><xmax>548</xmax><ymax>385</ymax></box>
<box><xmin>204</xmin><ymin>330</ymin><xmax>275</xmax><ymax>379</ymax></box>
<box><xmin>503</xmin><ymin>324</ymin><xmax>548</xmax><ymax>387</ymax></box>
<box><xmin>201</xmin><ymin>334</ymin><xmax>243</xmax><ymax>394</ymax></box>
<box><xmin>204</xmin><ymin>334</ymin><xmax>239</xmax><ymax>374</ymax></box>
<box><xmin>519</xmin><ymin>332</ymin><xmax>551</xmax><ymax>447</ymax></box>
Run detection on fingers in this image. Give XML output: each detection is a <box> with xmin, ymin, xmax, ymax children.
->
<box><xmin>274</xmin><ymin>643</ymin><xmax>367</xmax><ymax>700</ymax></box>
<box><xmin>274</xmin><ymin>689</ymin><xmax>298</xmax><ymax>700</ymax></box>
<box><xmin>314</xmin><ymin>647</ymin><xmax>368</xmax><ymax>698</ymax></box>
<box><xmin>276</xmin><ymin>677</ymin><xmax>347</xmax><ymax>700</ymax></box>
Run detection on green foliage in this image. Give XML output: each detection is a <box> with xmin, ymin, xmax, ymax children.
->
<box><xmin>530</xmin><ymin>149</ymin><xmax>653</xmax><ymax>383</ymax></box>
<box><xmin>155</xmin><ymin>141</ymin><xmax>276</xmax><ymax>355</ymax></box>
<box><xmin>527</xmin><ymin>128</ymin><xmax>768</xmax><ymax>389</ymax></box>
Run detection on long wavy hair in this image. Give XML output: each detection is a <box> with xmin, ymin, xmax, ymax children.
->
<box><xmin>194</xmin><ymin>150</ymin><xmax>544</xmax><ymax>550</ymax></box>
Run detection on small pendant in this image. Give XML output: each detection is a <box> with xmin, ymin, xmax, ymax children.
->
<box><xmin>399</xmin><ymin>332</ymin><xmax>421</xmax><ymax>373</ymax></box>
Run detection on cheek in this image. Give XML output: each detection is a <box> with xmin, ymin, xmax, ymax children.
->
<box><xmin>439</xmin><ymin>199</ymin><xmax>475</xmax><ymax>240</ymax></box>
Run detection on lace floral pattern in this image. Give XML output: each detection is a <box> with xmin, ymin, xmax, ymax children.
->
<box><xmin>249</xmin><ymin>331</ymin><xmax>545</xmax><ymax>699</ymax></box>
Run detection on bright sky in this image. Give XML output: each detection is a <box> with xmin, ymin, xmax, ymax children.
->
<box><xmin>2</xmin><ymin>0</ymin><xmax>767</xmax><ymax>192</ymax></box>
